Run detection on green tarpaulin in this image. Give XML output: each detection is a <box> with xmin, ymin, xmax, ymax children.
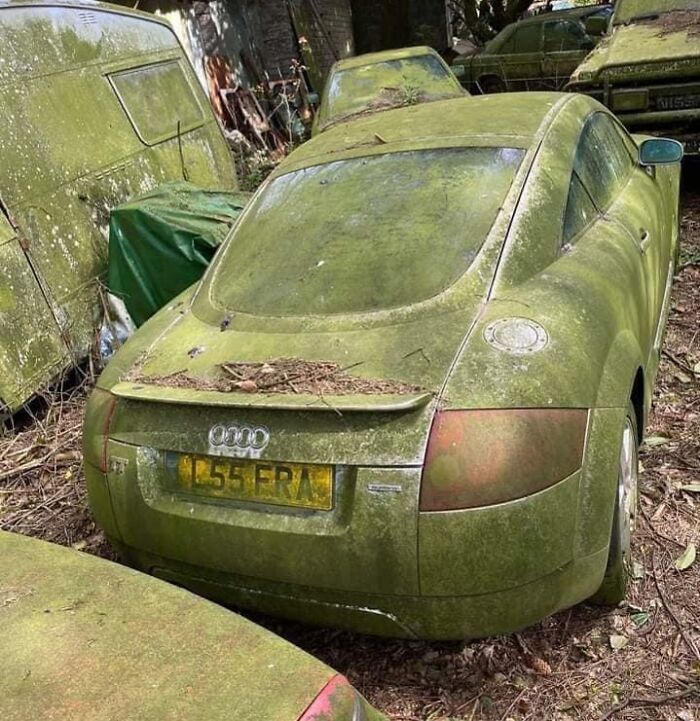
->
<box><xmin>107</xmin><ymin>182</ymin><xmax>250</xmax><ymax>327</ymax></box>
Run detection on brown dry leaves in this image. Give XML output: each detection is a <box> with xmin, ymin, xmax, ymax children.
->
<box><xmin>0</xmin><ymin>377</ymin><xmax>108</xmax><ymax>556</ymax></box>
<box><xmin>133</xmin><ymin>358</ymin><xmax>425</xmax><ymax>396</ymax></box>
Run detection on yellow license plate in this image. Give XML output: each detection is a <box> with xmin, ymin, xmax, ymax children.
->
<box><xmin>171</xmin><ymin>454</ymin><xmax>334</xmax><ymax>510</ymax></box>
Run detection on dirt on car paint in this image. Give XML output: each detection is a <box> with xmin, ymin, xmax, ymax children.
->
<box><xmin>130</xmin><ymin>358</ymin><xmax>426</xmax><ymax>396</ymax></box>
<box><xmin>641</xmin><ymin>10</ymin><xmax>700</xmax><ymax>37</ymax></box>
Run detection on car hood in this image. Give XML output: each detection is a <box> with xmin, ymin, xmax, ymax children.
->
<box><xmin>0</xmin><ymin>531</ymin><xmax>336</xmax><ymax>721</ymax></box>
<box><xmin>572</xmin><ymin>21</ymin><xmax>700</xmax><ymax>83</ymax></box>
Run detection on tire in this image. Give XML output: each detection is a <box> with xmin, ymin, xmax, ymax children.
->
<box><xmin>479</xmin><ymin>76</ymin><xmax>506</xmax><ymax>94</ymax></box>
<box><xmin>590</xmin><ymin>402</ymin><xmax>639</xmax><ymax>605</ymax></box>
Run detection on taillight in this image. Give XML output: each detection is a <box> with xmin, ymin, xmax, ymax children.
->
<box><xmin>420</xmin><ymin>409</ymin><xmax>588</xmax><ymax>511</ymax></box>
<box><xmin>82</xmin><ymin>388</ymin><xmax>117</xmax><ymax>472</ymax></box>
<box><xmin>299</xmin><ymin>675</ymin><xmax>371</xmax><ymax>721</ymax></box>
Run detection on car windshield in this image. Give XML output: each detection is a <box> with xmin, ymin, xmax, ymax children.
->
<box><xmin>613</xmin><ymin>0</ymin><xmax>698</xmax><ymax>24</ymax></box>
<box><xmin>320</xmin><ymin>56</ymin><xmax>462</xmax><ymax>129</ymax></box>
<box><xmin>207</xmin><ymin>147</ymin><xmax>525</xmax><ymax>316</ymax></box>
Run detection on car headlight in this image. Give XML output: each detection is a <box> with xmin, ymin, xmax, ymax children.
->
<box><xmin>420</xmin><ymin>409</ymin><xmax>588</xmax><ymax>511</ymax></box>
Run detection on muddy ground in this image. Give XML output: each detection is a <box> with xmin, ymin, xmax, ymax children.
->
<box><xmin>1</xmin><ymin>167</ymin><xmax>699</xmax><ymax>720</ymax></box>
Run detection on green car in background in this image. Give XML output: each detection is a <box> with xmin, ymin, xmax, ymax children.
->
<box><xmin>567</xmin><ymin>0</ymin><xmax>700</xmax><ymax>154</ymax></box>
<box><xmin>452</xmin><ymin>5</ymin><xmax>612</xmax><ymax>93</ymax></box>
<box><xmin>85</xmin><ymin>92</ymin><xmax>682</xmax><ymax>640</ymax></box>
<box><xmin>312</xmin><ymin>46</ymin><xmax>466</xmax><ymax>134</ymax></box>
<box><xmin>0</xmin><ymin>531</ymin><xmax>385</xmax><ymax>721</ymax></box>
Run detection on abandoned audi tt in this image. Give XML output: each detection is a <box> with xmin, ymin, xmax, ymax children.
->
<box><xmin>85</xmin><ymin>93</ymin><xmax>683</xmax><ymax>640</ymax></box>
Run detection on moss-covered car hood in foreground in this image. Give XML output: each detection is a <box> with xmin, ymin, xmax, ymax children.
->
<box><xmin>571</xmin><ymin>21</ymin><xmax>700</xmax><ymax>83</ymax></box>
<box><xmin>0</xmin><ymin>530</ymin><xmax>378</xmax><ymax>721</ymax></box>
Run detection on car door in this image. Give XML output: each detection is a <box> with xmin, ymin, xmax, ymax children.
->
<box><xmin>0</xmin><ymin>203</ymin><xmax>70</xmax><ymax>411</ymax></box>
<box><xmin>574</xmin><ymin>112</ymin><xmax>669</xmax><ymax>363</ymax></box>
<box><xmin>480</xmin><ymin>23</ymin><xmax>543</xmax><ymax>91</ymax></box>
<box><xmin>505</xmin><ymin>23</ymin><xmax>544</xmax><ymax>89</ymax></box>
<box><xmin>541</xmin><ymin>19</ymin><xmax>594</xmax><ymax>89</ymax></box>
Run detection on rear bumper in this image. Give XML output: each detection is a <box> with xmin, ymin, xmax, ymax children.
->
<box><xmin>87</xmin><ymin>458</ymin><xmax>608</xmax><ymax>640</ymax></box>
<box><xmin>86</xmin><ymin>406</ymin><xmax>624</xmax><ymax>640</ymax></box>
<box><xmin>105</xmin><ymin>540</ymin><xmax>607</xmax><ymax>640</ymax></box>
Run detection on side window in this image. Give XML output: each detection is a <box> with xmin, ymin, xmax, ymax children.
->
<box><xmin>563</xmin><ymin>172</ymin><xmax>598</xmax><ymax>245</ymax></box>
<box><xmin>543</xmin><ymin>21</ymin><xmax>586</xmax><ymax>52</ymax></box>
<box><xmin>573</xmin><ymin>113</ymin><xmax>634</xmax><ymax>212</ymax></box>
<box><xmin>109</xmin><ymin>60</ymin><xmax>204</xmax><ymax>146</ymax></box>
<box><xmin>502</xmin><ymin>24</ymin><xmax>541</xmax><ymax>54</ymax></box>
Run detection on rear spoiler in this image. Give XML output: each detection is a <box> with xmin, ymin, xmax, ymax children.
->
<box><xmin>110</xmin><ymin>381</ymin><xmax>433</xmax><ymax>413</ymax></box>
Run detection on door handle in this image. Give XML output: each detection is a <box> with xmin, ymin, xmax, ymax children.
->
<box><xmin>639</xmin><ymin>229</ymin><xmax>651</xmax><ymax>253</ymax></box>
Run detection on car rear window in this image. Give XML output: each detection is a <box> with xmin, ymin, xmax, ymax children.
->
<box><xmin>321</xmin><ymin>56</ymin><xmax>462</xmax><ymax>128</ymax></box>
<box><xmin>109</xmin><ymin>60</ymin><xmax>204</xmax><ymax>145</ymax></box>
<box><xmin>208</xmin><ymin>147</ymin><xmax>524</xmax><ymax>316</ymax></box>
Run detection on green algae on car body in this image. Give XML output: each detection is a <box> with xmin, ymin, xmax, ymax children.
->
<box><xmin>0</xmin><ymin>1</ymin><xmax>237</xmax><ymax>415</ymax></box>
<box><xmin>452</xmin><ymin>5</ymin><xmax>612</xmax><ymax>94</ymax></box>
<box><xmin>0</xmin><ymin>530</ymin><xmax>386</xmax><ymax>721</ymax></box>
<box><xmin>84</xmin><ymin>92</ymin><xmax>682</xmax><ymax>640</ymax></box>
<box><xmin>567</xmin><ymin>0</ymin><xmax>700</xmax><ymax>153</ymax></box>
<box><xmin>313</xmin><ymin>46</ymin><xmax>466</xmax><ymax>135</ymax></box>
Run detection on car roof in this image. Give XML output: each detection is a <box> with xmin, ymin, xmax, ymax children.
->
<box><xmin>276</xmin><ymin>92</ymin><xmax>574</xmax><ymax>176</ymax></box>
<box><xmin>0</xmin><ymin>0</ymin><xmax>168</xmax><ymax>25</ymax></box>
<box><xmin>0</xmin><ymin>531</ymin><xmax>335</xmax><ymax>720</ymax></box>
<box><xmin>332</xmin><ymin>45</ymin><xmax>440</xmax><ymax>72</ymax></box>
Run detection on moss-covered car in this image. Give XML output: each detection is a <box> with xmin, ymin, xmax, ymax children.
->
<box><xmin>0</xmin><ymin>1</ymin><xmax>236</xmax><ymax>416</ymax></box>
<box><xmin>567</xmin><ymin>0</ymin><xmax>700</xmax><ymax>153</ymax></box>
<box><xmin>85</xmin><ymin>92</ymin><xmax>682</xmax><ymax>641</ymax></box>
<box><xmin>312</xmin><ymin>46</ymin><xmax>465</xmax><ymax>134</ymax></box>
<box><xmin>452</xmin><ymin>5</ymin><xmax>612</xmax><ymax>93</ymax></box>
<box><xmin>0</xmin><ymin>530</ymin><xmax>384</xmax><ymax>721</ymax></box>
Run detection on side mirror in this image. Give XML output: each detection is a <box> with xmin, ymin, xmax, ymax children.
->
<box><xmin>307</xmin><ymin>91</ymin><xmax>319</xmax><ymax>106</ymax></box>
<box><xmin>585</xmin><ymin>16</ymin><xmax>608</xmax><ymax>36</ymax></box>
<box><xmin>639</xmin><ymin>137</ymin><xmax>684</xmax><ymax>165</ymax></box>
<box><xmin>452</xmin><ymin>64</ymin><xmax>466</xmax><ymax>79</ymax></box>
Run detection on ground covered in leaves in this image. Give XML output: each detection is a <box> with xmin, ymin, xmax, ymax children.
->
<box><xmin>1</xmin><ymin>168</ymin><xmax>699</xmax><ymax>721</ymax></box>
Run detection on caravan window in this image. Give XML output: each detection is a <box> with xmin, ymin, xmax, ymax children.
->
<box><xmin>109</xmin><ymin>60</ymin><xmax>204</xmax><ymax>145</ymax></box>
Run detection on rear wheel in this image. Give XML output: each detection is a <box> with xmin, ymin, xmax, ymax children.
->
<box><xmin>479</xmin><ymin>76</ymin><xmax>506</xmax><ymax>94</ymax></box>
<box><xmin>591</xmin><ymin>404</ymin><xmax>639</xmax><ymax>605</ymax></box>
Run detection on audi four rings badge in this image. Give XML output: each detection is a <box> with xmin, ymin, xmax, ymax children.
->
<box><xmin>208</xmin><ymin>423</ymin><xmax>271</xmax><ymax>458</ymax></box>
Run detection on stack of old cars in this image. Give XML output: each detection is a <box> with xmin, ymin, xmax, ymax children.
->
<box><xmin>453</xmin><ymin>0</ymin><xmax>700</xmax><ymax>155</ymax></box>
<box><xmin>0</xmin><ymin>0</ymin><xmax>689</xmax><ymax>717</ymax></box>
